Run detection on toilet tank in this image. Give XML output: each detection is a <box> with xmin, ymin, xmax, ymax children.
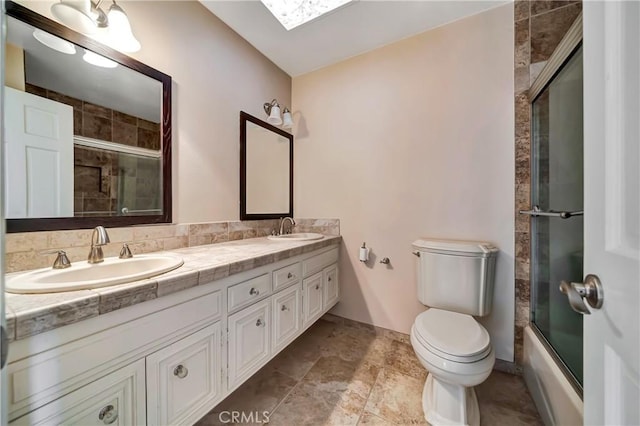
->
<box><xmin>413</xmin><ymin>239</ymin><xmax>499</xmax><ymax>316</ymax></box>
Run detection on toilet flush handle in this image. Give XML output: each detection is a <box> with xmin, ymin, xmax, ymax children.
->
<box><xmin>412</xmin><ymin>251</ymin><xmax>420</xmax><ymax>257</ymax></box>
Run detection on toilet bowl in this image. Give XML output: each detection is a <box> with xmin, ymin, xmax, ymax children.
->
<box><xmin>410</xmin><ymin>238</ymin><xmax>499</xmax><ymax>426</ymax></box>
<box><xmin>410</xmin><ymin>308</ymin><xmax>494</xmax><ymax>426</ymax></box>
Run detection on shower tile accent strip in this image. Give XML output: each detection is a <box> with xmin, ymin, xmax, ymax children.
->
<box><xmin>4</xmin><ymin>218</ymin><xmax>339</xmax><ymax>273</ymax></box>
<box><xmin>513</xmin><ymin>0</ymin><xmax>581</xmax><ymax>364</ymax></box>
<box><xmin>5</xmin><ymin>235</ymin><xmax>341</xmax><ymax>341</ymax></box>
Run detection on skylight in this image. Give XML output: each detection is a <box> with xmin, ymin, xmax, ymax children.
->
<box><xmin>261</xmin><ymin>0</ymin><xmax>353</xmax><ymax>31</ymax></box>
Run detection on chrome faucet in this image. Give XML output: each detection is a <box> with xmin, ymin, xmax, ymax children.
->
<box><xmin>88</xmin><ymin>226</ymin><xmax>110</xmax><ymax>264</ymax></box>
<box><xmin>279</xmin><ymin>217</ymin><xmax>295</xmax><ymax>235</ymax></box>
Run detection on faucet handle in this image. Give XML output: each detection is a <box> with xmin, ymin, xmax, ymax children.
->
<box><xmin>119</xmin><ymin>243</ymin><xmax>133</xmax><ymax>259</ymax></box>
<box><xmin>40</xmin><ymin>250</ymin><xmax>71</xmax><ymax>269</ymax></box>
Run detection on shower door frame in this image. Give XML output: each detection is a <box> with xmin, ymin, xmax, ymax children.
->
<box><xmin>526</xmin><ymin>13</ymin><xmax>584</xmax><ymax>398</ymax></box>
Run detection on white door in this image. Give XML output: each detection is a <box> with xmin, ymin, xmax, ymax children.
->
<box><xmin>4</xmin><ymin>86</ymin><xmax>73</xmax><ymax>218</ymax></box>
<box><xmin>583</xmin><ymin>2</ymin><xmax>639</xmax><ymax>424</ymax></box>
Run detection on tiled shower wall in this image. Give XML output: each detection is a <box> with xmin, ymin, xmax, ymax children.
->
<box><xmin>513</xmin><ymin>0</ymin><xmax>582</xmax><ymax>364</ymax></box>
<box><xmin>5</xmin><ymin>218</ymin><xmax>339</xmax><ymax>273</ymax></box>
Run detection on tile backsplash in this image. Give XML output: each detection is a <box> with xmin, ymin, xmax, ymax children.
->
<box><xmin>5</xmin><ymin>218</ymin><xmax>340</xmax><ymax>273</ymax></box>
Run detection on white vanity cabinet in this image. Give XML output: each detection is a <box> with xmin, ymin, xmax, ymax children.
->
<box><xmin>272</xmin><ymin>284</ymin><xmax>302</xmax><ymax>353</ymax></box>
<box><xmin>303</xmin><ymin>272</ymin><xmax>324</xmax><ymax>327</ymax></box>
<box><xmin>146</xmin><ymin>323</ymin><xmax>222</xmax><ymax>426</ymax></box>
<box><xmin>11</xmin><ymin>359</ymin><xmax>146</xmax><ymax>426</ymax></box>
<box><xmin>227</xmin><ymin>298</ymin><xmax>271</xmax><ymax>389</ymax></box>
<box><xmin>7</xmin><ymin>243</ymin><xmax>340</xmax><ymax>426</ymax></box>
<box><xmin>323</xmin><ymin>264</ymin><xmax>339</xmax><ymax>309</ymax></box>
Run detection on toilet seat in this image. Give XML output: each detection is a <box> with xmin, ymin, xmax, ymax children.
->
<box><xmin>413</xmin><ymin>309</ymin><xmax>491</xmax><ymax>363</ymax></box>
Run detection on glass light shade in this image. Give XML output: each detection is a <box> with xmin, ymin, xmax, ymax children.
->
<box><xmin>267</xmin><ymin>105</ymin><xmax>282</xmax><ymax>125</ymax></box>
<box><xmin>83</xmin><ymin>49</ymin><xmax>118</xmax><ymax>68</ymax></box>
<box><xmin>51</xmin><ymin>0</ymin><xmax>97</xmax><ymax>34</ymax></box>
<box><xmin>282</xmin><ymin>109</ymin><xmax>293</xmax><ymax>129</ymax></box>
<box><xmin>107</xmin><ymin>4</ymin><xmax>141</xmax><ymax>53</ymax></box>
<box><xmin>33</xmin><ymin>29</ymin><xmax>77</xmax><ymax>55</ymax></box>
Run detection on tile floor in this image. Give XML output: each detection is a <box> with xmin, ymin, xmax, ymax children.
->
<box><xmin>197</xmin><ymin>317</ymin><xmax>543</xmax><ymax>425</ymax></box>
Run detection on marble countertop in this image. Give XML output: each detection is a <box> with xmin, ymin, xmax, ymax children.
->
<box><xmin>5</xmin><ymin>235</ymin><xmax>341</xmax><ymax>342</ymax></box>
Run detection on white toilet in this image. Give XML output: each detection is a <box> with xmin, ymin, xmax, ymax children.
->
<box><xmin>410</xmin><ymin>239</ymin><xmax>499</xmax><ymax>426</ymax></box>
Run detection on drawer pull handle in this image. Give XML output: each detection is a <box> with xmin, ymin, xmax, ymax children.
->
<box><xmin>287</xmin><ymin>272</ymin><xmax>294</xmax><ymax>279</ymax></box>
<box><xmin>249</xmin><ymin>287</ymin><xmax>259</xmax><ymax>296</ymax></box>
<box><xmin>99</xmin><ymin>405</ymin><xmax>118</xmax><ymax>424</ymax></box>
<box><xmin>315</xmin><ymin>285</ymin><xmax>320</xmax><ymax>290</ymax></box>
<box><xmin>281</xmin><ymin>304</ymin><xmax>289</xmax><ymax>311</ymax></box>
<box><xmin>256</xmin><ymin>318</ymin><xmax>265</xmax><ymax>327</ymax></box>
<box><xmin>174</xmin><ymin>364</ymin><xmax>189</xmax><ymax>379</ymax></box>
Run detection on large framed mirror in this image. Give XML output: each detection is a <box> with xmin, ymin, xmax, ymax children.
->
<box><xmin>5</xmin><ymin>1</ymin><xmax>172</xmax><ymax>233</ymax></box>
<box><xmin>240</xmin><ymin>111</ymin><xmax>293</xmax><ymax>220</ymax></box>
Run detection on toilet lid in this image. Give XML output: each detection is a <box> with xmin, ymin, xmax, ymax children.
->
<box><xmin>414</xmin><ymin>309</ymin><xmax>491</xmax><ymax>362</ymax></box>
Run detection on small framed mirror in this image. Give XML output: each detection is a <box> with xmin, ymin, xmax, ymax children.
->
<box><xmin>5</xmin><ymin>1</ymin><xmax>172</xmax><ymax>232</ymax></box>
<box><xmin>240</xmin><ymin>111</ymin><xmax>293</xmax><ymax>220</ymax></box>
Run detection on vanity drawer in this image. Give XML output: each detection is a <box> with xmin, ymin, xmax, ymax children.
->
<box><xmin>302</xmin><ymin>248</ymin><xmax>339</xmax><ymax>277</ymax></box>
<box><xmin>273</xmin><ymin>262</ymin><xmax>301</xmax><ymax>291</ymax></box>
<box><xmin>228</xmin><ymin>273</ymin><xmax>271</xmax><ymax>312</ymax></box>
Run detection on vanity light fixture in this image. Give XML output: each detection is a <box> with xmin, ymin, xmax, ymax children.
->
<box><xmin>33</xmin><ymin>29</ymin><xmax>77</xmax><ymax>55</ymax></box>
<box><xmin>263</xmin><ymin>99</ymin><xmax>294</xmax><ymax>129</ymax></box>
<box><xmin>50</xmin><ymin>0</ymin><xmax>141</xmax><ymax>52</ymax></box>
<box><xmin>82</xmin><ymin>49</ymin><xmax>118</xmax><ymax>68</ymax></box>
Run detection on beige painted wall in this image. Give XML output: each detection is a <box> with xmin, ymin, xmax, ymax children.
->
<box><xmin>292</xmin><ymin>4</ymin><xmax>515</xmax><ymax>361</ymax></box>
<box><xmin>15</xmin><ymin>1</ymin><xmax>291</xmax><ymax>223</ymax></box>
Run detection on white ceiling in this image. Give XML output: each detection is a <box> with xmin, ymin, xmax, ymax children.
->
<box><xmin>201</xmin><ymin>0</ymin><xmax>510</xmax><ymax>77</ymax></box>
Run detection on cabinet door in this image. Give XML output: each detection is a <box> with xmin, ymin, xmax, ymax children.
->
<box><xmin>272</xmin><ymin>284</ymin><xmax>302</xmax><ymax>354</ymax></box>
<box><xmin>146</xmin><ymin>323</ymin><xmax>221</xmax><ymax>426</ymax></box>
<box><xmin>10</xmin><ymin>359</ymin><xmax>145</xmax><ymax>425</ymax></box>
<box><xmin>323</xmin><ymin>264</ymin><xmax>339</xmax><ymax>309</ymax></box>
<box><xmin>228</xmin><ymin>298</ymin><xmax>271</xmax><ymax>389</ymax></box>
<box><xmin>303</xmin><ymin>272</ymin><xmax>324</xmax><ymax>327</ymax></box>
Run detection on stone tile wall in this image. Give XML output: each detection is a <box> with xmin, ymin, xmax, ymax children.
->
<box><xmin>513</xmin><ymin>0</ymin><xmax>582</xmax><ymax>364</ymax></box>
<box><xmin>5</xmin><ymin>218</ymin><xmax>340</xmax><ymax>273</ymax></box>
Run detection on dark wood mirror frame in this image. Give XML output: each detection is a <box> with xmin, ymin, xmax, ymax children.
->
<box><xmin>240</xmin><ymin>111</ymin><xmax>293</xmax><ymax>220</ymax></box>
<box><xmin>5</xmin><ymin>1</ymin><xmax>172</xmax><ymax>233</ymax></box>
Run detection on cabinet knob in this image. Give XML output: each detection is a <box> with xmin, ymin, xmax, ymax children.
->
<box><xmin>249</xmin><ymin>287</ymin><xmax>259</xmax><ymax>296</ymax></box>
<box><xmin>98</xmin><ymin>404</ymin><xmax>118</xmax><ymax>425</ymax></box>
<box><xmin>281</xmin><ymin>304</ymin><xmax>289</xmax><ymax>312</ymax></box>
<box><xmin>173</xmin><ymin>364</ymin><xmax>189</xmax><ymax>379</ymax></box>
<box><xmin>256</xmin><ymin>318</ymin><xmax>265</xmax><ymax>327</ymax></box>
<box><xmin>328</xmin><ymin>276</ymin><xmax>332</xmax><ymax>282</ymax></box>
<box><xmin>315</xmin><ymin>284</ymin><xmax>320</xmax><ymax>290</ymax></box>
<box><xmin>287</xmin><ymin>272</ymin><xmax>294</xmax><ymax>279</ymax></box>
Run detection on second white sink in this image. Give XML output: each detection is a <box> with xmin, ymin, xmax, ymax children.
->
<box><xmin>6</xmin><ymin>255</ymin><xmax>184</xmax><ymax>294</ymax></box>
<box><xmin>268</xmin><ymin>233</ymin><xmax>324</xmax><ymax>241</ymax></box>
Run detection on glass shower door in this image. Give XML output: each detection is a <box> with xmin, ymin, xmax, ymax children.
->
<box><xmin>530</xmin><ymin>46</ymin><xmax>584</xmax><ymax>388</ymax></box>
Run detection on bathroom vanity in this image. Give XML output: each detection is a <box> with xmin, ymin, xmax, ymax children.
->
<box><xmin>4</xmin><ymin>236</ymin><xmax>340</xmax><ymax>425</ymax></box>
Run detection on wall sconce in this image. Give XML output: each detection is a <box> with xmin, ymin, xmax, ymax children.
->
<box><xmin>50</xmin><ymin>0</ymin><xmax>141</xmax><ymax>52</ymax></box>
<box><xmin>263</xmin><ymin>99</ymin><xmax>293</xmax><ymax>129</ymax></box>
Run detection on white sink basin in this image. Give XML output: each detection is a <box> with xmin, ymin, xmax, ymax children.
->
<box><xmin>6</xmin><ymin>255</ymin><xmax>184</xmax><ymax>294</ymax></box>
<box><xmin>268</xmin><ymin>233</ymin><xmax>324</xmax><ymax>241</ymax></box>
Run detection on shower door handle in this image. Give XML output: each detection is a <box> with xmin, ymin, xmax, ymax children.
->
<box><xmin>519</xmin><ymin>205</ymin><xmax>583</xmax><ymax>219</ymax></box>
<box><xmin>559</xmin><ymin>274</ymin><xmax>604</xmax><ymax>315</ymax></box>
